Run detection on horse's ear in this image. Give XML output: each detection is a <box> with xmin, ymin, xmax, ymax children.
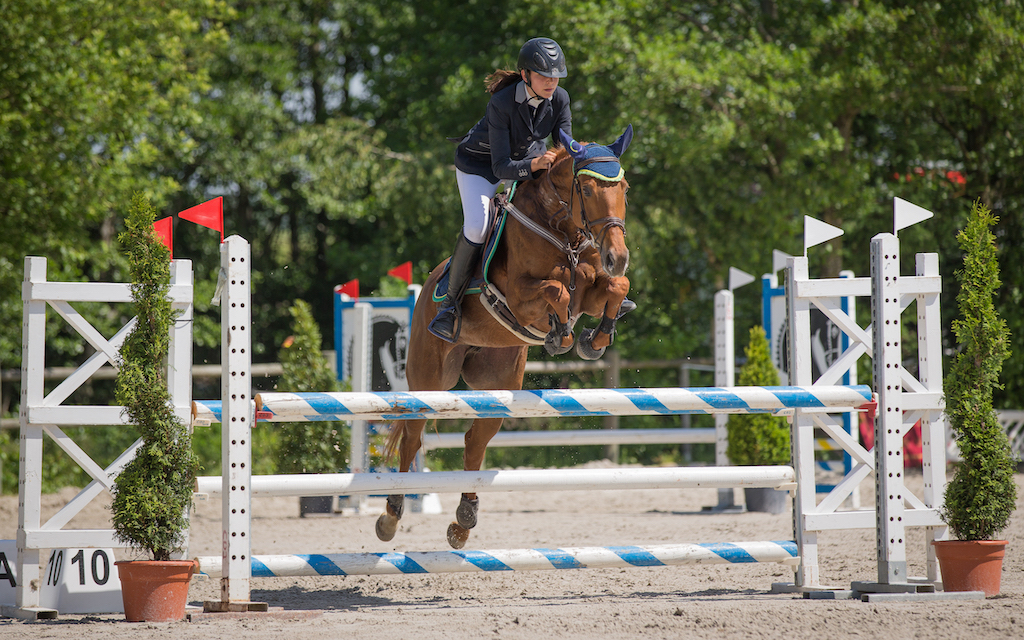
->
<box><xmin>608</xmin><ymin>124</ymin><xmax>634</xmax><ymax>158</ymax></box>
<box><xmin>558</xmin><ymin>128</ymin><xmax>586</xmax><ymax>160</ymax></box>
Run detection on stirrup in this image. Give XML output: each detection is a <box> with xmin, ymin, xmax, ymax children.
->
<box><xmin>428</xmin><ymin>301</ymin><xmax>462</xmax><ymax>343</ymax></box>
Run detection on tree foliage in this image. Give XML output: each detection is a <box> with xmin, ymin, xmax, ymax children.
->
<box><xmin>111</xmin><ymin>193</ymin><xmax>199</xmax><ymax>561</ymax></box>
<box><xmin>275</xmin><ymin>300</ymin><xmax>349</xmax><ymax>474</ymax></box>
<box><xmin>942</xmin><ymin>200</ymin><xmax>1017</xmax><ymax>541</ymax></box>
<box><xmin>3</xmin><ymin>1</ymin><xmax>1024</xmax><ymax>483</ymax></box>
<box><xmin>727</xmin><ymin>327</ymin><xmax>790</xmax><ymax>466</ymax></box>
<box><xmin>0</xmin><ymin>0</ymin><xmax>229</xmax><ymax>370</ymax></box>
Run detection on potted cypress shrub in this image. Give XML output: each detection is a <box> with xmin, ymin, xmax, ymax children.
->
<box><xmin>275</xmin><ymin>299</ymin><xmax>349</xmax><ymax>516</ymax></box>
<box><xmin>727</xmin><ymin>326</ymin><xmax>791</xmax><ymax>513</ymax></box>
<box><xmin>935</xmin><ymin>199</ymin><xmax>1018</xmax><ymax>596</ymax></box>
<box><xmin>111</xmin><ymin>193</ymin><xmax>200</xmax><ymax>621</ymax></box>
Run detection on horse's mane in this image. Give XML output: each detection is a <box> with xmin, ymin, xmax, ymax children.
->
<box><xmin>513</xmin><ymin>146</ymin><xmax>573</xmax><ymax>221</ymax></box>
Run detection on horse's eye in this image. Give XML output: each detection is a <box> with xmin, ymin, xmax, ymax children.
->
<box><xmin>582</xmin><ymin>186</ymin><xmax>594</xmax><ymax>197</ymax></box>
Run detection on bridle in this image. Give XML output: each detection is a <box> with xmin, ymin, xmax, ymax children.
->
<box><xmin>499</xmin><ymin>152</ymin><xmax>627</xmax><ymax>293</ymax></box>
<box><xmin>561</xmin><ymin>154</ymin><xmax>627</xmax><ymax>250</ymax></box>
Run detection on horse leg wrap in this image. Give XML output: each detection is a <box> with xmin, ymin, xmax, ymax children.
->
<box><xmin>456</xmin><ymin>495</ymin><xmax>479</xmax><ymax>529</ymax></box>
<box><xmin>597</xmin><ymin>315</ymin><xmax>616</xmax><ymax>343</ymax></box>
<box><xmin>386</xmin><ymin>494</ymin><xmax>405</xmax><ymax>519</ymax></box>
<box><xmin>544</xmin><ymin>313</ymin><xmax>573</xmax><ymax>355</ymax></box>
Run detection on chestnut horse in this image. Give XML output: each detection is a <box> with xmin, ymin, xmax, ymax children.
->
<box><xmin>376</xmin><ymin>125</ymin><xmax>634</xmax><ymax>548</ymax></box>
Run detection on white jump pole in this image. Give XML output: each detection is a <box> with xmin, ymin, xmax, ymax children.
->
<box><xmin>195</xmin><ymin>465</ymin><xmax>797</xmax><ymax>498</ymax></box>
<box><xmin>419</xmin><ymin>427</ymin><xmax>717</xmax><ymax>450</ymax></box>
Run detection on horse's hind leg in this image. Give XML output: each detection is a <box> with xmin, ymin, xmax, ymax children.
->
<box><xmin>446</xmin><ymin>416</ymin><xmax>504</xmax><ymax>548</ymax></box>
<box><xmin>375</xmin><ymin>417</ymin><xmax>427</xmax><ymax>542</ymax></box>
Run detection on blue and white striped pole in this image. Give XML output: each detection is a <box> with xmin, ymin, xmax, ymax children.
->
<box><xmin>191</xmin><ymin>385</ymin><xmax>871</xmax><ymax>425</ymax></box>
<box><xmin>196</xmin><ymin>541</ymin><xmax>799</xmax><ymax>578</ymax></box>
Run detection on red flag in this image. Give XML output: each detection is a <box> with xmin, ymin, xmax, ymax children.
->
<box><xmin>335</xmin><ymin>279</ymin><xmax>359</xmax><ymax>300</ymax></box>
<box><xmin>179</xmin><ymin>197</ymin><xmax>224</xmax><ymax>242</ymax></box>
<box><xmin>153</xmin><ymin>216</ymin><xmax>173</xmax><ymax>258</ymax></box>
<box><xmin>387</xmin><ymin>261</ymin><xmax>413</xmax><ymax>285</ymax></box>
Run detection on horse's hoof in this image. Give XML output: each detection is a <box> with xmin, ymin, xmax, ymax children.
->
<box><xmin>544</xmin><ymin>331</ymin><xmax>573</xmax><ymax>356</ymax></box>
<box><xmin>456</xmin><ymin>496</ymin><xmax>479</xmax><ymax>529</ymax></box>
<box><xmin>576</xmin><ymin>328</ymin><xmax>607</xmax><ymax>360</ymax></box>
<box><xmin>375</xmin><ymin>513</ymin><xmax>399</xmax><ymax>542</ymax></box>
<box><xmin>447</xmin><ymin>522</ymin><xmax>471</xmax><ymax>549</ymax></box>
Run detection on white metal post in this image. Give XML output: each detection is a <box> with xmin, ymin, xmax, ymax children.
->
<box><xmin>870</xmin><ymin>233</ymin><xmax>908</xmax><ymax>585</ymax></box>
<box><xmin>839</xmin><ymin>270</ymin><xmax>861</xmax><ymax>510</ymax></box>
<box><xmin>713</xmin><ymin>290</ymin><xmax>736</xmax><ymax>510</ymax></box>
<box><xmin>168</xmin><ymin>260</ymin><xmax>194</xmax><ymax>560</ymax></box>
<box><xmin>915</xmin><ymin>252</ymin><xmax>947</xmax><ymax>582</ymax></box>
<box><xmin>786</xmin><ymin>257</ymin><xmax>819</xmax><ymax>587</ymax></box>
<box><xmin>340</xmin><ymin>303</ymin><xmax>372</xmax><ymax>514</ymax></box>
<box><xmin>13</xmin><ymin>258</ymin><xmax>47</xmax><ymax>614</ymax></box>
<box><xmin>349</xmin><ymin>303</ymin><xmax>372</xmax><ymax>475</ymax></box>
<box><xmin>209</xmin><ymin>236</ymin><xmax>264</xmax><ymax>612</ymax></box>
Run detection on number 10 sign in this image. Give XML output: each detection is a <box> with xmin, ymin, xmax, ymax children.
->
<box><xmin>40</xmin><ymin>548</ymin><xmax>123</xmax><ymax>614</ymax></box>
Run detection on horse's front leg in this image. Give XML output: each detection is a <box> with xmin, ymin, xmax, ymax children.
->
<box><xmin>375</xmin><ymin>418</ymin><xmax>426</xmax><ymax>542</ymax></box>
<box><xmin>577</xmin><ymin>275</ymin><xmax>630</xmax><ymax>359</ymax></box>
<box><xmin>446</xmin><ymin>416</ymin><xmax>504</xmax><ymax>549</ymax></box>
<box><xmin>538</xmin><ymin>279</ymin><xmax>574</xmax><ymax>355</ymax></box>
<box><xmin>506</xmin><ymin>274</ymin><xmax>574</xmax><ymax>354</ymax></box>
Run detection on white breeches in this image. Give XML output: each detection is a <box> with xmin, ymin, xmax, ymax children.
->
<box><xmin>456</xmin><ymin>169</ymin><xmax>500</xmax><ymax>244</ymax></box>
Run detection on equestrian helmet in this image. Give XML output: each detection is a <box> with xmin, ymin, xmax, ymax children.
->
<box><xmin>517</xmin><ymin>37</ymin><xmax>568</xmax><ymax>78</ymax></box>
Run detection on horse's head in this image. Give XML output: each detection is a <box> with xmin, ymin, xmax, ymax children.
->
<box><xmin>557</xmin><ymin>125</ymin><xmax>634</xmax><ymax>277</ymax></box>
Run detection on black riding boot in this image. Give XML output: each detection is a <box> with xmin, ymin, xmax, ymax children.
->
<box><xmin>428</xmin><ymin>234</ymin><xmax>483</xmax><ymax>343</ymax></box>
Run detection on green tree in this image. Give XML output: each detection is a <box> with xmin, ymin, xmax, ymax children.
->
<box><xmin>275</xmin><ymin>300</ymin><xmax>349</xmax><ymax>474</ymax></box>
<box><xmin>6</xmin><ymin>2</ymin><xmax>1024</xmax><ymax>491</ymax></box>
<box><xmin>111</xmin><ymin>193</ymin><xmax>199</xmax><ymax>560</ymax></box>
<box><xmin>0</xmin><ymin>0</ymin><xmax>229</xmax><ymax>370</ymax></box>
<box><xmin>727</xmin><ymin>327</ymin><xmax>790</xmax><ymax>466</ymax></box>
<box><xmin>942</xmin><ymin>200</ymin><xmax>1016</xmax><ymax>541</ymax></box>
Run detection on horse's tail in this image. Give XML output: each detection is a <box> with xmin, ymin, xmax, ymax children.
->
<box><xmin>383</xmin><ymin>421</ymin><xmax>406</xmax><ymax>461</ymax></box>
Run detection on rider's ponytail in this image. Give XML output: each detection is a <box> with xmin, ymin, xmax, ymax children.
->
<box><xmin>485</xmin><ymin>69</ymin><xmax>520</xmax><ymax>94</ymax></box>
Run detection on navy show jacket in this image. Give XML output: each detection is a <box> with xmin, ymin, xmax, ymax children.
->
<box><xmin>454</xmin><ymin>81</ymin><xmax>572</xmax><ymax>183</ymax></box>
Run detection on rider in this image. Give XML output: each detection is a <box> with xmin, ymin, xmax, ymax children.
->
<box><xmin>428</xmin><ymin>37</ymin><xmax>573</xmax><ymax>342</ymax></box>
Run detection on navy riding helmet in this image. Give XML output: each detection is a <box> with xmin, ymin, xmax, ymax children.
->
<box><xmin>517</xmin><ymin>37</ymin><xmax>568</xmax><ymax>78</ymax></box>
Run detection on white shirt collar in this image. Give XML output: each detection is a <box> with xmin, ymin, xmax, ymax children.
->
<box><xmin>516</xmin><ymin>81</ymin><xmax>545</xmax><ymax>108</ymax></box>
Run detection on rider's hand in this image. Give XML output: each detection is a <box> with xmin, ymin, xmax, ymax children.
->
<box><xmin>530</xmin><ymin>149</ymin><xmax>559</xmax><ymax>173</ymax></box>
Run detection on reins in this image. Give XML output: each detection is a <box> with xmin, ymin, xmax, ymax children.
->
<box><xmin>497</xmin><ymin>150</ymin><xmax>625</xmax><ymax>296</ymax></box>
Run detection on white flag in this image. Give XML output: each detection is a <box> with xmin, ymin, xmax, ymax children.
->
<box><xmin>728</xmin><ymin>267</ymin><xmax>756</xmax><ymax>291</ymax></box>
<box><xmin>894</xmin><ymin>197</ymin><xmax>933</xmax><ymax>234</ymax></box>
<box><xmin>804</xmin><ymin>216</ymin><xmax>844</xmax><ymax>253</ymax></box>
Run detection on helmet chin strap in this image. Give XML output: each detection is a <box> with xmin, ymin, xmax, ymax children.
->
<box><xmin>522</xmin><ymin>71</ymin><xmax>547</xmax><ymax>107</ymax></box>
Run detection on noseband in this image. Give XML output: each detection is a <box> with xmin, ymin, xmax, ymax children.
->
<box><xmin>565</xmin><ymin>155</ymin><xmax>627</xmax><ymax>248</ymax></box>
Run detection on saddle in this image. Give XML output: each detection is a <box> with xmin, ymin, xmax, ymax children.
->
<box><xmin>432</xmin><ymin>187</ymin><xmax>549</xmax><ymax>345</ymax></box>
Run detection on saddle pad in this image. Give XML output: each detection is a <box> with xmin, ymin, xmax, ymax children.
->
<box><xmin>432</xmin><ymin>195</ymin><xmax>510</xmax><ymax>302</ymax></box>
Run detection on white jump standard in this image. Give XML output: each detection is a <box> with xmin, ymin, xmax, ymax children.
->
<box><xmin>6</xmin><ymin>202</ymin><xmax>958</xmax><ymax>619</ymax></box>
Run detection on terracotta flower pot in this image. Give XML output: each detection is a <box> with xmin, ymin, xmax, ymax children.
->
<box><xmin>932</xmin><ymin>540</ymin><xmax>1007</xmax><ymax>597</ymax></box>
<box><xmin>115</xmin><ymin>559</ymin><xmax>197</xmax><ymax>622</ymax></box>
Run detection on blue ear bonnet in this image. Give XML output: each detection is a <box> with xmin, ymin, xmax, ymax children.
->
<box><xmin>573</xmin><ymin>142</ymin><xmax>624</xmax><ymax>181</ymax></box>
<box><xmin>558</xmin><ymin>125</ymin><xmax>633</xmax><ymax>182</ymax></box>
